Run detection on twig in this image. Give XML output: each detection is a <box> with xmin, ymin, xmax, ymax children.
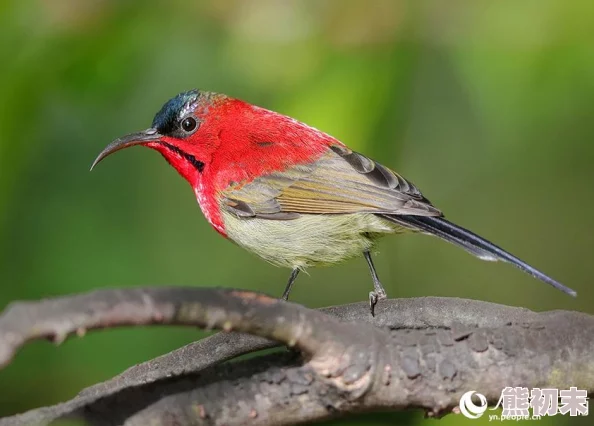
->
<box><xmin>1</xmin><ymin>288</ymin><xmax>591</xmax><ymax>426</ymax></box>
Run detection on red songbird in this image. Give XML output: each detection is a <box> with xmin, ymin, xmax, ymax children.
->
<box><xmin>92</xmin><ymin>90</ymin><xmax>576</xmax><ymax>314</ymax></box>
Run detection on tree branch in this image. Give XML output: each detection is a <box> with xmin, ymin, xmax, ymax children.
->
<box><xmin>1</xmin><ymin>288</ymin><xmax>592</xmax><ymax>425</ymax></box>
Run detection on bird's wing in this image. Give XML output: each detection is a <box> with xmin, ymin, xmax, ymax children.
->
<box><xmin>221</xmin><ymin>144</ymin><xmax>442</xmax><ymax>219</ymax></box>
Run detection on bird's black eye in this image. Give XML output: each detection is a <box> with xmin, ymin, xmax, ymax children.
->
<box><xmin>181</xmin><ymin>117</ymin><xmax>198</xmax><ymax>133</ymax></box>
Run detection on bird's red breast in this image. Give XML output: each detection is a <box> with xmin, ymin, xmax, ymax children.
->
<box><xmin>159</xmin><ymin>97</ymin><xmax>343</xmax><ymax>236</ymax></box>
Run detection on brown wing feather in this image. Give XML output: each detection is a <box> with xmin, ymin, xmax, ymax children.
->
<box><xmin>221</xmin><ymin>144</ymin><xmax>442</xmax><ymax>219</ymax></box>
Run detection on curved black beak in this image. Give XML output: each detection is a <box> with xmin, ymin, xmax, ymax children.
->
<box><xmin>90</xmin><ymin>128</ymin><xmax>162</xmax><ymax>170</ymax></box>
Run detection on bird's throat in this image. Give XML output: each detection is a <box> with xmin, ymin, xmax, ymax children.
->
<box><xmin>145</xmin><ymin>141</ymin><xmax>205</xmax><ymax>188</ymax></box>
<box><xmin>146</xmin><ymin>141</ymin><xmax>227</xmax><ymax>236</ymax></box>
<box><xmin>160</xmin><ymin>142</ymin><xmax>204</xmax><ymax>172</ymax></box>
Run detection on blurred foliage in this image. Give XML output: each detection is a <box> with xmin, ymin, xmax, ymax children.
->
<box><xmin>0</xmin><ymin>0</ymin><xmax>593</xmax><ymax>424</ymax></box>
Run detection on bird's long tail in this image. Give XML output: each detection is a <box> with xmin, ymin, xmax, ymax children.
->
<box><xmin>381</xmin><ymin>214</ymin><xmax>576</xmax><ymax>297</ymax></box>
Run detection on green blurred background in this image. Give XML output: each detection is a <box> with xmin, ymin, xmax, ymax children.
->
<box><xmin>0</xmin><ymin>0</ymin><xmax>592</xmax><ymax>424</ymax></box>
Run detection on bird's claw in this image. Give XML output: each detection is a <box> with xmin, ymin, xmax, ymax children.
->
<box><xmin>368</xmin><ymin>289</ymin><xmax>387</xmax><ymax>317</ymax></box>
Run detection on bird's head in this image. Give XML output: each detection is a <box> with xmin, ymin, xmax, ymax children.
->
<box><xmin>93</xmin><ymin>89</ymin><xmax>336</xmax><ymax>191</ymax></box>
<box><xmin>91</xmin><ymin>89</ymin><xmax>228</xmax><ymax>185</ymax></box>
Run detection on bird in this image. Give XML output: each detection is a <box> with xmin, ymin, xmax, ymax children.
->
<box><xmin>91</xmin><ymin>89</ymin><xmax>576</xmax><ymax>315</ymax></box>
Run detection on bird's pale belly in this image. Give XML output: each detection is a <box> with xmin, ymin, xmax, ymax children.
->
<box><xmin>221</xmin><ymin>210</ymin><xmax>400</xmax><ymax>269</ymax></box>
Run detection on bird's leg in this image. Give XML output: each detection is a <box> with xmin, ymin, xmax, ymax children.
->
<box><xmin>364</xmin><ymin>250</ymin><xmax>387</xmax><ymax>316</ymax></box>
<box><xmin>281</xmin><ymin>269</ymin><xmax>300</xmax><ymax>300</ymax></box>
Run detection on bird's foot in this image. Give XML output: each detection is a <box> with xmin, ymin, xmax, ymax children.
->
<box><xmin>368</xmin><ymin>288</ymin><xmax>387</xmax><ymax>317</ymax></box>
<box><xmin>281</xmin><ymin>269</ymin><xmax>300</xmax><ymax>301</ymax></box>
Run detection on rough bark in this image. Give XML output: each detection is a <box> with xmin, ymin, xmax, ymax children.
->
<box><xmin>0</xmin><ymin>287</ymin><xmax>592</xmax><ymax>425</ymax></box>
